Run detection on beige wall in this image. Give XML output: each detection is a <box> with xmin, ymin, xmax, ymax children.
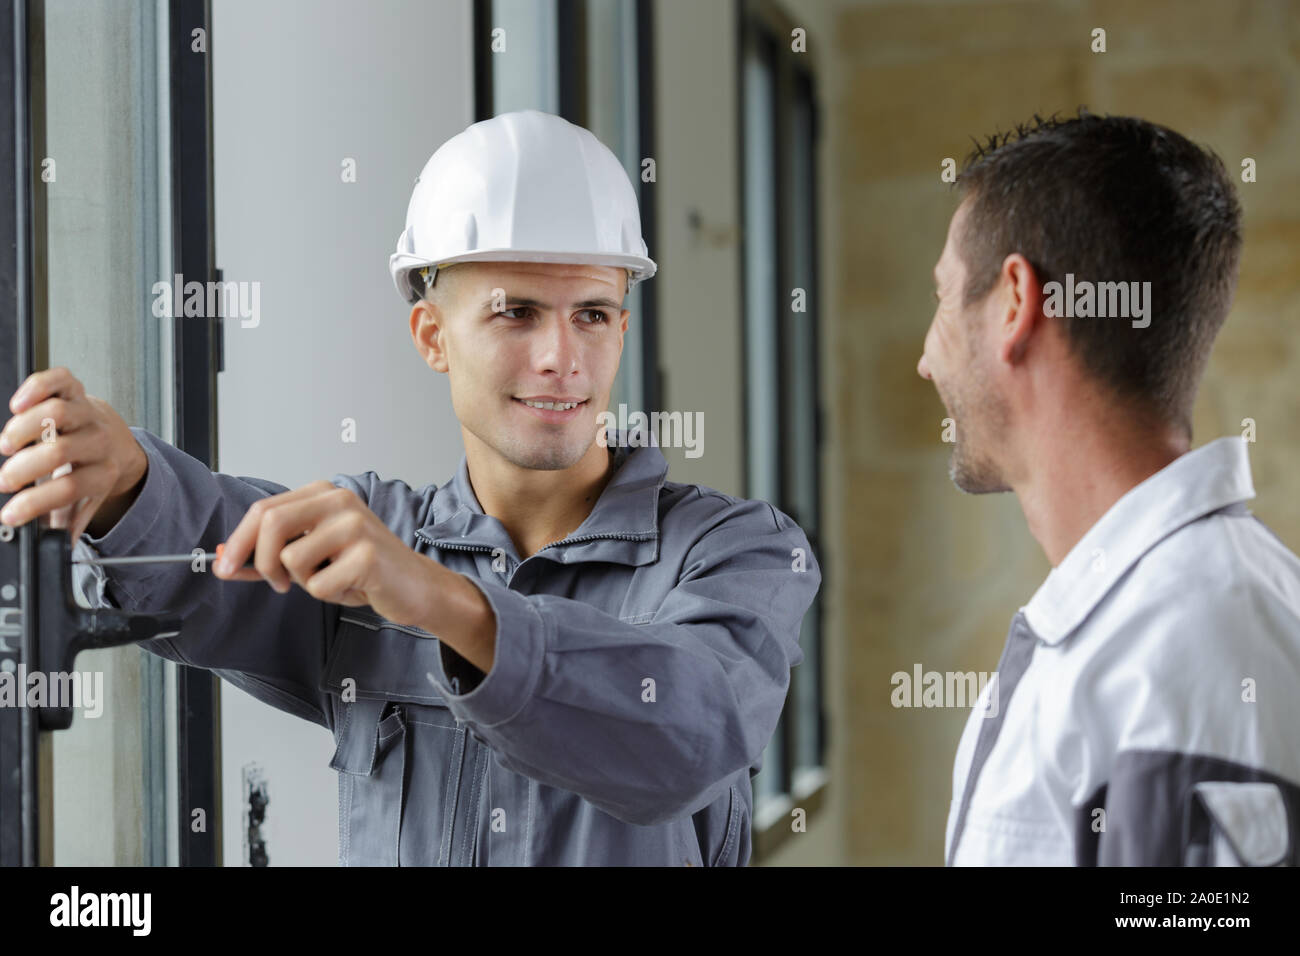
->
<box><xmin>825</xmin><ymin>0</ymin><xmax>1300</xmax><ymax>865</ymax></box>
<box><xmin>653</xmin><ymin>0</ymin><xmax>744</xmax><ymax>497</ymax></box>
<box><xmin>655</xmin><ymin>0</ymin><xmax>1300</xmax><ymax>865</ymax></box>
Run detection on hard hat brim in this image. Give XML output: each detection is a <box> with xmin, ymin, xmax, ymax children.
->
<box><xmin>390</xmin><ymin>248</ymin><xmax>657</xmax><ymax>304</ymax></box>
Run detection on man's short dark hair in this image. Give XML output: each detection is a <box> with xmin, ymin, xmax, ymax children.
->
<box><xmin>956</xmin><ymin>109</ymin><xmax>1242</xmax><ymax>434</ymax></box>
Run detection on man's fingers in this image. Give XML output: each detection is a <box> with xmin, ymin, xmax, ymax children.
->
<box><xmin>217</xmin><ymin>481</ymin><xmax>340</xmax><ymax>589</ymax></box>
<box><xmin>0</xmin><ymin>424</ymin><xmax>96</xmax><ymax>495</ymax></box>
<box><xmin>298</xmin><ymin>543</ymin><xmax>368</xmax><ymax>604</ymax></box>
<box><xmin>0</xmin><ymin>459</ymin><xmax>112</xmax><ymax>527</ymax></box>
<box><xmin>217</xmin><ymin>481</ymin><xmax>330</xmax><ymax>574</ymax></box>
<box><xmin>47</xmin><ymin>467</ymin><xmax>74</xmax><ymax>530</ymax></box>
<box><xmin>7</xmin><ymin>366</ymin><xmax>80</xmax><ymax>414</ymax></box>
<box><xmin>279</xmin><ymin>510</ymin><xmax>362</xmax><ymax>591</ymax></box>
<box><xmin>251</xmin><ymin>493</ymin><xmax>342</xmax><ymax>592</ymax></box>
<box><xmin>0</xmin><ymin>393</ymin><xmax>93</xmax><ymax>460</ymax></box>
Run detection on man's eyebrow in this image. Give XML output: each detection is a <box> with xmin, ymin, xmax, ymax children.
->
<box><xmin>480</xmin><ymin>295</ymin><xmax>622</xmax><ymax>311</ymax></box>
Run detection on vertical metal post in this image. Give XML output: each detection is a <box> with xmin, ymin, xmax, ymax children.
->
<box><xmin>168</xmin><ymin>0</ymin><xmax>220</xmax><ymax>867</ymax></box>
<box><xmin>0</xmin><ymin>0</ymin><xmax>38</xmax><ymax>869</ymax></box>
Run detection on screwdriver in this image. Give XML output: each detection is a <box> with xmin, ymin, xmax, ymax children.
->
<box><xmin>72</xmin><ymin>542</ymin><xmax>252</xmax><ymax>570</ymax></box>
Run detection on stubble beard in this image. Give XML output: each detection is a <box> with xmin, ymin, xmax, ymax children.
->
<box><xmin>493</xmin><ymin>417</ymin><xmax>593</xmax><ymax>472</ymax></box>
<box><xmin>942</xmin><ymin>381</ymin><xmax>1011</xmax><ymax>495</ymax></box>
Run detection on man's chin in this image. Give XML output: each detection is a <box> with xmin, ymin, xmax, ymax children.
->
<box><xmin>948</xmin><ymin>448</ymin><xmax>1009</xmax><ymax>495</ymax></box>
<box><xmin>500</xmin><ymin>430</ymin><xmax>593</xmax><ymax>471</ymax></box>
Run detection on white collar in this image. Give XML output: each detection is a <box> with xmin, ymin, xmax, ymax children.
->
<box><xmin>1022</xmin><ymin>437</ymin><xmax>1256</xmax><ymax>645</ymax></box>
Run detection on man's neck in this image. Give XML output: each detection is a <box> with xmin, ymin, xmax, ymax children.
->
<box><xmin>1014</xmin><ymin>416</ymin><xmax>1189</xmax><ymax>567</ymax></box>
<box><xmin>463</xmin><ymin>436</ymin><xmax>616</xmax><ymax>560</ymax></box>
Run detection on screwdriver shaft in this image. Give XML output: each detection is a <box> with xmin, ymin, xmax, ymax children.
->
<box><xmin>72</xmin><ymin>552</ymin><xmax>248</xmax><ymax>568</ymax></box>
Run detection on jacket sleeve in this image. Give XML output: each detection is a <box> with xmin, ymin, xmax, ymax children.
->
<box><xmin>425</xmin><ymin>499</ymin><xmax>820</xmax><ymax>827</ymax></box>
<box><xmin>72</xmin><ymin>426</ymin><xmax>434</xmax><ymax>732</ymax></box>
<box><xmin>1069</xmin><ymin>574</ymin><xmax>1300</xmax><ymax>866</ymax></box>
<box><xmin>1076</xmin><ymin>751</ymin><xmax>1300</xmax><ymax>865</ymax></box>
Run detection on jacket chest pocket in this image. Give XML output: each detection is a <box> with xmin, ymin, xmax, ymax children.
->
<box><xmin>323</xmin><ymin>609</ymin><xmax>477</xmax><ymax>866</ymax></box>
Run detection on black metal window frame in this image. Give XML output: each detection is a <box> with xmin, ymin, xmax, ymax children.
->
<box><xmin>737</xmin><ymin>0</ymin><xmax>828</xmax><ymax>861</ymax></box>
<box><xmin>0</xmin><ymin>0</ymin><xmax>40</xmax><ymax>869</ymax></box>
<box><xmin>168</xmin><ymin>0</ymin><xmax>220</xmax><ymax>868</ymax></box>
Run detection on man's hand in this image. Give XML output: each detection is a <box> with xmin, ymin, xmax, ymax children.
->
<box><xmin>214</xmin><ymin>481</ymin><xmax>498</xmax><ymax>673</ymax></box>
<box><xmin>213</xmin><ymin>480</ymin><xmax>438</xmax><ymax>630</ymax></box>
<box><xmin>0</xmin><ymin>366</ymin><xmax>149</xmax><ymax>540</ymax></box>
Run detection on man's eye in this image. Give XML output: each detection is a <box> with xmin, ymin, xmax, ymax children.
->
<box><xmin>499</xmin><ymin>307</ymin><xmax>532</xmax><ymax>320</ymax></box>
<box><xmin>580</xmin><ymin>310</ymin><xmax>609</xmax><ymax>325</ymax></box>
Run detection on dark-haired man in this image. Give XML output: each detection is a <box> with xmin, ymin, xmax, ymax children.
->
<box><xmin>919</xmin><ymin>111</ymin><xmax>1300</xmax><ymax>866</ymax></box>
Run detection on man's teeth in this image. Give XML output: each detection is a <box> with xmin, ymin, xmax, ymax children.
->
<box><xmin>521</xmin><ymin>399</ymin><xmax>581</xmax><ymax>410</ymax></box>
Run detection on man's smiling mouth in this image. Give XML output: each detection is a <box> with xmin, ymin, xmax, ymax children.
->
<box><xmin>512</xmin><ymin>396</ymin><xmax>589</xmax><ymax>420</ymax></box>
<box><xmin>516</xmin><ymin>398</ymin><xmax>585</xmax><ymax>410</ymax></box>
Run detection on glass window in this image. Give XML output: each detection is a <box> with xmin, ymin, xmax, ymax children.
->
<box><xmin>490</xmin><ymin>0</ymin><xmax>559</xmax><ymax>115</ymax></box>
<box><xmin>742</xmin><ymin>32</ymin><xmax>785</xmax><ymax>822</ymax></box>
<box><xmin>39</xmin><ymin>0</ymin><xmax>177</xmax><ymax>865</ymax></box>
<box><xmin>741</xmin><ymin>1</ymin><xmax>826</xmax><ymax>850</ymax></box>
<box><xmin>583</xmin><ymin>0</ymin><xmax>650</xmax><ymax>415</ymax></box>
<box><xmin>787</xmin><ymin>73</ymin><xmax>824</xmax><ymax>789</ymax></box>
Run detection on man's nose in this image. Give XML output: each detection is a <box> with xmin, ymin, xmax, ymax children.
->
<box><xmin>535</xmin><ymin>316</ymin><xmax>581</xmax><ymax>375</ymax></box>
<box><xmin>917</xmin><ymin>351</ymin><xmax>932</xmax><ymax>381</ymax></box>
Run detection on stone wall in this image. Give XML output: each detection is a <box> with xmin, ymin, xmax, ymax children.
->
<box><xmin>813</xmin><ymin>0</ymin><xmax>1299</xmax><ymax>864</ymax></box>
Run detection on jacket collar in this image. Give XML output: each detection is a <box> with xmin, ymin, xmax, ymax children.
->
<box><xmin>416</xmin><ymin>429</ymin><xmax>668</xmax><ymax>568</ymax></box>
<box><xmin>1023</xmin><ymin>437</ymin><xmax>1256</xmax><ymax>646</ymax></box>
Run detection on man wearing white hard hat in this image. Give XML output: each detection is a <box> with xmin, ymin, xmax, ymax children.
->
<box><xmin>60</xmin><ymin>110</ymin><xmax>820</xmax><ymax>865</ymax></box>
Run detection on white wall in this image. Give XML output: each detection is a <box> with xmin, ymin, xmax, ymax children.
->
<box><xmin>211</xmin><ymin>0</ymin><xmax>473</xmax><ymax>865</ymax></box>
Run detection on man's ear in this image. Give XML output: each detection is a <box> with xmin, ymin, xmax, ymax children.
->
<box><xmin>997</xmin><ymin>253</ymin><xmax>1044</xmax><ymax>365</ymax></box>
<box><xmin>410</xmin><ymin>300</ymin><xmax>450</xmax><ymax>373</ymax></box>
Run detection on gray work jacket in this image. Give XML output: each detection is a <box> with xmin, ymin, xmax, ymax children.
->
<box><xmin>72</xmin><ymin>427</ymin><xmax>821</xmax><ymax>866</ymax></box>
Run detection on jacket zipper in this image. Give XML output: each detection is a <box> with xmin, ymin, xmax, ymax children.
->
<box><xmin>416</xmin><ymin>529</ymin><xmax>655</xmax><ymax>554</ymax></box>
<box><xmin>417</xmin><ymin>530</ymin><xmax>655</xmax><ymax>583</ymax></box>
<box><xmin>534</xmin><ymin>529</ymin><xmax>657</xmax><ymax>551</ymax></box>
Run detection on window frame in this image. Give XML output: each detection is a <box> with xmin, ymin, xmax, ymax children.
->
<box><xmin>737</xmin><ymin>0</ymin><xmax>828</xmax><ymax>862</ymax></box>
<box><xmin>169</xmin><ymin>0</ymin><xmax>221</xmax><ymax>868</ymax></box>
<box><xmin>0</xmin><ymin>0</ymin><xmax>41</xmax><ymax>868</ymax></box>
<box><xmin>1</xmin><ymin>0</ymin><xmax>217</xmax><ymax>867</ymax></box>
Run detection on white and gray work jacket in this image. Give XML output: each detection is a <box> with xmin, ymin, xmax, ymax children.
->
<box><xmin>946</xmin><ymin>437</ymin><xmax>1300</xmax><ymax>866</ymax></box>
<box><xmin>74</xmin><ymin>427</ymin><xmax>820</xmax><ymax>866</ymax></box>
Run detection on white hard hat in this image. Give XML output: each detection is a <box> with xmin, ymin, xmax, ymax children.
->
<box><xmin>390</xmin><ymin>109</ymin><xmax>657</xmax><ymax>305</ymax></box>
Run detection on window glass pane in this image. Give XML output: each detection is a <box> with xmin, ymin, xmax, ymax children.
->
<box><xmin>743</xmin><ymin>39</ymin><xmax>769</xmax><ymax>502</ymax></box>
<box><xmin>743</xmin><ymin>42</ymin><xmax>778</xmax><ymax>506</ymax></box>
<box><xmin>743</xmin><ymin>35</ymin><xmax>783</xmax><ymax>810</ymax></box>
<box><xmin>491</xmin><ymin>0</ymin><xmax>559</xmax><ymax>114</ymax></box>
<box><xmin>787</xmin><ymin>78</ymin><xmax>822</xmax><ymax>777</ymax></box>
<box><xmin>40</xmin><ymin>0</ymin><xmax>175</xmax><ymax>865</ymax></box>
<box><xmin>584</xmin><ymin>0</ymin><xmax>646</xmax><ymax>414</ymax></box>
